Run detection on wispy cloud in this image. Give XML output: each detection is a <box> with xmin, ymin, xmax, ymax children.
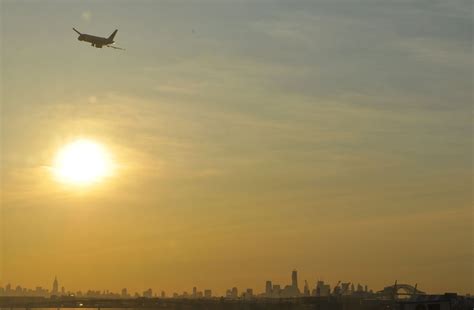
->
<box><xmin>81</xmin><ymin>11</ymin><xmax>92</xmax><ymax>22</ymax></box>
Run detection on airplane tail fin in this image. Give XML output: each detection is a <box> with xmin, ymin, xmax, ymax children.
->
<box><xmin>108</xmin><ymin>29</ymin><xmax>118</xmax><ymax>41</ymax></box>
<box><xmin>73</xmin><ymin>28</ymin><xmax>82</xmax><ymax>35</ymax></box>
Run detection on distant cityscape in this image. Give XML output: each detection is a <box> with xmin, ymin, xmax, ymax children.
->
<box><xmin>2</xmin><ymin>271</ymin><xmax>472</xmax><ymax>310</ymax></box>
<box><xmin>1</xmin><ymin>270</ymin><xmax>422</xmax><ymax>300</ymax></box>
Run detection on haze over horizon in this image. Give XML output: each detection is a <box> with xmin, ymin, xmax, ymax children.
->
<box><xmin>1</xmin><ymin>0</ymin><xmax>472</xmax><ymax>296</ymax></box>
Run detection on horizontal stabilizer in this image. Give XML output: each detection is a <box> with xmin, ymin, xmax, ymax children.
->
<box><xmin>107</xmin><ymin>45</ymin><xmax>125</xmax><ymax>51</ymax></box>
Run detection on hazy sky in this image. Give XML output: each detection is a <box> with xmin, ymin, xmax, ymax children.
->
<box><xmin>1</xmin><ymin>0</ymin><xmax>472</xmax><ymax>295</ymax></box>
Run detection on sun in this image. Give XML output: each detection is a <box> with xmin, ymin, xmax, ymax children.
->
<box><xmin>53</xmin><ymin>139</ymin><xmax>113</xmax><ymax>185</ymax></box>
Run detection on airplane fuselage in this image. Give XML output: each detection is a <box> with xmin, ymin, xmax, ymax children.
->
<box><xmin>78</xmin><ymin>34</ymin><xmax>113</xmax><ymax>48</ymax></box>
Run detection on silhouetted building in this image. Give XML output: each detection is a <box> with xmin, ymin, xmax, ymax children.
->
<box><xmin>143</xmin><ymin>288</ymin><xmax>152</xmax><ymax>298</ymax></box>
<box><xmin>315</xmin><ymin>281</ymin><xmax>331</xmax><ymax>297</ymax></box>
<box><xmin>265</xmin><ymin>281</ymin><xmax>272</xmax><ymax>297</ymax></box>
<box><xmin>304</xmin><ymin>280</ymin><xmax>310</xmax><ymax>296</ymax></box>
<box><xmin>281</xmin><ymin>270</ymin><xmax>301</xmax><ymax>297</ymax></box>
<box><xmin>204</xmin><ymin>289</ymin><xmax>212</xmax><ymax>298</ymax></box>
<box><xmin>52</xmin><ymin>277</ymin><xmax>59</xmax><ymax>295</ymax></box>
<box><xmin>292</xmin><ymin>270</ymin><xmax>298</xmax><ymax>290</ymax></box>
<box><xmin>121</xmin><ymin>288</ymin><xmax>128</xmax><ymax>298</ymax></box>
<box><xmin>243</xmin><ymin>288</ymin><xmax>254</xmax><ymax>299</ymax></box>
<box><xmin>341</xmin><ymin>283</ymin><xmax>351</xmax><ymax>295</ymax></box>
<box><xmin>272</xmin><ymin>284</ymin><xmax>281</xmax><ymax>297</ymax></box>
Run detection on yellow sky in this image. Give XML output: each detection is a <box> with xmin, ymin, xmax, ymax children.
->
<box><xmin>1</xmin><ymin>0</ymin><xmax>472</xmax><ymax>295</ymax></box>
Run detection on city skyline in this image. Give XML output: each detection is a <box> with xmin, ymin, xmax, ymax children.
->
<box><xmin>0</xmin><ymin>270</ymin><xmax>436</xmax><ymax>298</ymax></box>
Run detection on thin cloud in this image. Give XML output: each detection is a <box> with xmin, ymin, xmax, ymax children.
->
<box><xmin>81</xmin><ymin>11</ymin><xmax>92</xmax><ymax>22</ymax></box>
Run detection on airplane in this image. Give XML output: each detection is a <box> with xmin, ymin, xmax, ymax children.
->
<box><xmin>73</xmin><ymin>28</ymin><xmax>124</xmax><ymax>50</ymax></box>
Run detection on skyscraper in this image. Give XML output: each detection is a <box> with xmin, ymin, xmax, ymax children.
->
<box><xmin>291</xmin><ymin>270</ymin><xmax>298</xmax><ymax>290</ymax></box>
<box><xmin>265</xmin><ymin>281</ymin><xmax>272</xmax><ymax>297</ymax></box>
<box><xmin>281</xmin><ymin>270</ymin><xmax>301</xmax><ymax>297</ymax></box>
<box><xmin>52</xmin><ymin>277</ymin><xmax>59</xmax><ymax>295</ymax></box>
<box><xmin>231</xmin><ymin>287</ymin><xmax>238</xmax><ymax>298</ymax></box>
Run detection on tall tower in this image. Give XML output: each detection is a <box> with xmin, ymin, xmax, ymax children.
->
<box><xmin>265</xmin><ymin>281</ymin><xmax>272</xmax><ymax>297</ymax></box>
<box><xmin>52</xmin><ymin>276</ymin><xmax>59</xmax><ymax>294</ymax></box>
<box><xmin>291</xmin><ymin>270</ymin><xmax>298</xmax><ymax>289</ymax></box>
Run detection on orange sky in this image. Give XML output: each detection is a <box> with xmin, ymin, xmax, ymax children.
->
<box><xmin>1</xmin><ymin>0</ymin><xmax>472</xmax><ymax>295</ymax></box>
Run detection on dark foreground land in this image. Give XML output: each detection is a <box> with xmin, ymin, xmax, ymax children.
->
<box><xmin>1</xmin><ymin>295</ymin><xmax>472</xmax><ymax>310</ymax></box>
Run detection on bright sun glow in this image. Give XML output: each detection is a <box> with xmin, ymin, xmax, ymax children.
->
<box><xmin>53</xmin><ymin>139</ymin><xmax>113</xmax><ymax>185</ymax></box>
